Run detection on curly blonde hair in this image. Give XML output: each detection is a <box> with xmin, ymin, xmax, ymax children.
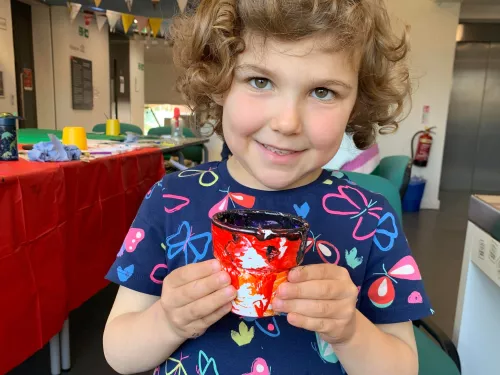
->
<box><xmin>170</xmin><ymin>0</ymin><xmax>410</xmax><ymax>149</ymax></box>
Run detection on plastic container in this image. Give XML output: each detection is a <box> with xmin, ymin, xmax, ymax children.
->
<box><xmin>402</xmin><ymin>176</ymin><xmax>426</xmax><ymax>212</ymax></box>
<box><xmin>106</xmin><ymin>119</ymin><xmax>121</xmax><ymax>136</ymax></box>
<box><xmin>0</xmin><ymin>113</ymin><xmax>20</xmax><ymax>161</ymax></box>
<box><xmin>62</xmin><ymin>126</ymin><xmax>88</xmax><ymax>150</ymax></box>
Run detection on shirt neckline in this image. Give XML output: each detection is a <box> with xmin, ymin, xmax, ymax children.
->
<box><xmin>216</xmin><ymin>159</ymin><xmax>332</xmax><ymax>196</ymax></box>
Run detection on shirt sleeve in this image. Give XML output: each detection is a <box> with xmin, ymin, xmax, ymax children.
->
<box><xmin>357</xmin><ymin>197</ymin><xmax>433</xmax><ymax>324</ymax></box>
<box><xmin>105</xmin><ymin>178</ymin><xmax>168</xmax><ymax>296</ymax></box>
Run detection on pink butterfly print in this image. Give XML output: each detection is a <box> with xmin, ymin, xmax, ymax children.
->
<box><xmin>163</xmin><ymin>194</ymin><xmax>190</xmax><ymax>213</ymax></box>
<box><xmin>117</xmin><ymin>228</ymin><xmax>145</xmax><ymax>257</ymax></box>
<box><xmin>305</xmin><ymin>231</ymin><xmax>340</xmax><ymax>264</ymax></box>
<box><xmin>208</xmin><ymin>188</ymin><xmax>256</xmax><ymax>218</ymax></box>
<box><xmin>322</xmin><ymin>185</ymin><xmax>383</xmax><ymax>241</ymax></box>
<box><xmin>243</xmin><ymin>358</ymin><xmax>270</xmax><ymax>375</ymax></box>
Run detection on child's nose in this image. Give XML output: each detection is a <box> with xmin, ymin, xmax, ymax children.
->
<box><xmin>269</xmin><ymin>100</ymin><xmax>303</xmax><ymax>135</ymax></box>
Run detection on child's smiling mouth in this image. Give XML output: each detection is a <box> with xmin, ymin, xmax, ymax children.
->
<box><xmin>256</xmin><ymin>141</ymin><xmax>305</xmax><ymax>158</ymax></box>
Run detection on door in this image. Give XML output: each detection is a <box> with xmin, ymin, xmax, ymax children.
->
<box><xmin>472</xmin><ymin>43</ymin><xmax>500</xmax><ymax>193</ymax></box>
<box><xmin>440</xmin><ymin>43</ymin><xmax>490</xmax><ymax>192</ymax></box>
<box><xmin>11</xmin><ymin>0</ymin><xmax>37</xmax><ymax>129</ymax></box>
<box><xmin>441</xmin><ymin>42</ymin><xmax>500</xmax><ymax>194</ymax></box>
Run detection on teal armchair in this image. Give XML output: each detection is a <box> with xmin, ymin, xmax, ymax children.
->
<box><xmin>371</xmin><ymin>155</ymin><xmax>412</xmax><ymax>198</ymax></box>
<box><xmin>339</xmin><ymin>170</ymin><xmax>461</xmax><ymax>375</ymax></box>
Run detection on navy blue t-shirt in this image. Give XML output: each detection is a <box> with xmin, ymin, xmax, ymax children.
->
<box><xmin>106</xmin><ymin>161</ymin><xmax>432</xmax><ymax>375</ymax></box>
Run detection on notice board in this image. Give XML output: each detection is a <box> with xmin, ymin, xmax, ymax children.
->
<box><xmin>71</xmin><ymin>56</ymin><xmax>93</xmax><ymax>110</ymax></box>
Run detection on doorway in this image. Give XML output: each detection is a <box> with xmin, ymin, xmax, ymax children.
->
<box><xmin>11</xmin><ymin>0</ymin><xmax>37</xmax><ymax>129</ymax></box>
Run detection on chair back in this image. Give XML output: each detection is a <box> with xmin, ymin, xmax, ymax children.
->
<box><xmin>343</xmin><ymin>171</ymin><xmax>403</xmax><ymax>222</ymax></box>
<box><xmin>372</xmin><ymin>156</ymin><xmax>412</xmax><ymax>198</ymax></box>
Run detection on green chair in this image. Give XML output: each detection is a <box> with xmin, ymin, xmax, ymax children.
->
<box><xmin>147</xmin><ymin>126</ymin><xmax>204</xmax><ymax>164</ymax></box>
<box><xmin>92</xmin><ymin>123</ymin><xmax>143</xmax><ymax>135</ymax></box>
<box><xmin>371</xmin><ymin>155</ymin><xmax>412</xmax><ymax>198</ymax></box>
<box><xmin>338</xmin><ymin>170</ymin><xmax>461</xmax><ymax>375</ymax></box>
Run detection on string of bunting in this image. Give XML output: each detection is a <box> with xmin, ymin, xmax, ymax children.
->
<box><xmin>65</xmin><ymin>0</ymin><xmax>187</xmax><ymax>36</ymax></box>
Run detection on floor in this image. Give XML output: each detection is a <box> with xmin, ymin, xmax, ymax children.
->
<box><xmin>8</xmin><ymin>191</ymin><xmax>469</xmax><ymax>375</ymax></box>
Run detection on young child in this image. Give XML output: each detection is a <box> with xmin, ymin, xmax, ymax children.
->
<box><xmin>103</xmin><ymin>1</ymin><xmax>432</xmax><ymax>374</ymax></box>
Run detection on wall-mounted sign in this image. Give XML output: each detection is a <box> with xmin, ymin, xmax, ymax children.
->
<box><xmin>23</xmin><ymin>68</ymin><xmax>33</xmax><ymax>91</ymax></box>
<box><xmin>71</xmin><ymin>56</ymin><xmax>93</xmax><ymax>110</ymax></box>
<box><xmin>70</xmin><ymin>44</ymin><xmax>85</xmax><ymax>53</ymax></box>
<box><xmin>138</xmin><ymin>63</ymin><xmax>145</xmax><ymax>71</ymax></box>
<box><xmin>78</xmin><ymin>26</ymin><xmax>89</xmax><ymax>38</ymax></box>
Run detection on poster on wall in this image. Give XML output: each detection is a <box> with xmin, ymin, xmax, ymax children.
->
<box><xmin>23</xmin><ymin>68</ymin><xmax>33</xmax><ymax>91</ymax></box>
<box><xmin>71</xmin><ymin>56</ymin><xmax>93</xmax><ymax>110</ymax></box>
<box><xmin>0</xmin><ymin>71</ymin><xmax>4</xmax><ymax>98</ymax></box>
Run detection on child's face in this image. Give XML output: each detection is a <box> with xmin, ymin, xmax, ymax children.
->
<box><xmin>221</xmin><ymin>33</ymin><xmax>359</xmax><ymax>190</ymax></box>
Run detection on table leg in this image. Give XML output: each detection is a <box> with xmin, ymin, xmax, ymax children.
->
<box><xmin>174</xmin><ymin>151</ymin><xmax>185</xmax><ymax>165</ymax></box>
<box><xmin>202</xmin><ymin>145</ymin><xmax>209</xmax><ymax>163</ymax></box>
<box><xmin>61</xmin><ymin>319</ymin><xmax>71</xmax><ymax>371</ymax></box>
<box><xmin>49</xmin><ymin>333</ymin><xmax>61</xmax><ymax>375</ymax></box>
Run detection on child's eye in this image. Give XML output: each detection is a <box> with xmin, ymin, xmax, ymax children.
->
<box><xmin>311</xmin><ymin>88</ymin><xmax>335</xmax><ymax>101</ymax></box>
<box><xmin>249</xmin><ymin>78</ymin><xmax>273</xmax><ymax>90</ymax></box>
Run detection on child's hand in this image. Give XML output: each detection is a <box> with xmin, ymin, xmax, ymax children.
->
<box><xmin>272</xmin><ymin>264</ymin><xmax>358</xmax><ymax>345</ymax></box>
<box><xmin>160</xmin><ymin>259</ymin><xmax>236</xmax><ymax>340</ymax></box>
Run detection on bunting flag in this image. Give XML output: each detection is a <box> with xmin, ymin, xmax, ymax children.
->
<box><xmin>149</xmin><ymin>18</ymin><xmax>163</xmax><ymax>37</ymax></box>
<box><xmin>135</xmin><ymin>16</ymin><xmax>149</xmax><ymax>34</ymax></box>
<box><xmin>177</xmin><ymin>0</ymin><xmax>188</xmax><ymax>13</ymax></box>
<box><xmin>121</xmin><ymin>13</ymin><xmax>135</xmax><ymax>34</ymax></box>
<box><xmin>94</xmin><ymin>0</ymin><xmax>102</xmax><ymax>7</ymax></box>
<box><xmin>96</xmin><ymin>13</ymin><xmax>107</xmax><ymax>31</ymax></box>
<box><xmin>106</xmin><ymin>10</ymin><xmax>121</xmax><ymax>32</ymax></box>
<box><xmin>67</xmin><ymin>2</ymin><xmax>82</xmax><ymax>23</ymax></box>
<box><xmin>125</xmin><ymin>0</ymin><xmax>133</xmax><ymax>12</ymax></box>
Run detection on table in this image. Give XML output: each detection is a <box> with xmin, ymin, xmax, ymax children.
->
<box><xmin>453</xmin><ymin>195</ymin><xmax>500</xmax><ymax>375</ymax></box>
<box><xmin>17</xmin><ymin>128</ymin><xmax>209</xmax><ymax>165</ymax></box>
<box><xmin>0</xmin><ymin>149</ymin><xmax>165</xmax><ymax>374</ymax></box>
<box><xmin>17</xmin><ymin>128</ymin><xmax>125</xmax><ymax>143</ymax></box>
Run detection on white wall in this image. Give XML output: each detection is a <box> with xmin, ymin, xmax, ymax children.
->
<box><xmin>50</xmin><ymin>6</ymin><xmax>110</xmax><ymax>132</ymax></box>
<box><xmin>145</xmin><ymin>61</ymin><xmax>184</xmax><ymax>105</ymax></box>
<box><xmin>379</xmin><ymin>0</ymin><xmax>461</xmax><ymax>209</ymax></box>
<box><xmin>129</xmin><ymin>39</ymin><xmax>145</xmax><ymax>128</ymax></box>
<box><xmin>0</xmin><ymin>0</ymin><xmax>17</xmax><ymax>114</ymax></box>
<box><xmin>31</xmin><ymin>3</ymin><xmax>56</xmax><ymax>130</ymax></box>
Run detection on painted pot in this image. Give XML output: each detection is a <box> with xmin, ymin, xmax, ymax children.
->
<box><xmin>211</xmin><ymin>209</ymin><xmax>309</xmax><ymax>317</ymax></box>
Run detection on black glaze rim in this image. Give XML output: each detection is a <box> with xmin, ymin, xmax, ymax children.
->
<box><xmin>211</xmin><ymin>209</ymin><xmax>310</xmax><ymax>237</ymax></box>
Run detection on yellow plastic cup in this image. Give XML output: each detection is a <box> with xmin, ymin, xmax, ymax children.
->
<box><xmin>106</xmin><ymin>119</ymin><xmax>120</xmax><ymax>136</ymax></box>
<box><xmin>62</xmin><ymin>127</ymin><xmax>88</xmax><ymax>151</ymax></box>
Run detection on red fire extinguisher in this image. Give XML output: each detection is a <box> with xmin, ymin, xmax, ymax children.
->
<box><xmin>412</xmin><ymin>127</ymin><xmax>436</xmax><ymax>167</ymax></box>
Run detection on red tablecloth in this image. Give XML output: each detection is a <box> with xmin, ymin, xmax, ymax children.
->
<box><xmin>0</xmin><ymin>149</ymin><xmax>164</xmax><ymax>374</ymax></box>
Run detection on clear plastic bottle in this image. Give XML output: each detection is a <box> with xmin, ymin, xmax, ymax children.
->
<box><xmin>171</xmin><ymin>107</ymin><xmax>184</xmax><ymax>141</ymax></box>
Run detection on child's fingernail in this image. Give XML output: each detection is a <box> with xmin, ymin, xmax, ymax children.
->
<box><xmin>278</xmin><ymin>284</ymin><xmax>288</xmax><ymax>297</ymax></box>
<box><xmin>225</xmin><ymin>286</ymin><xmax>236</xmax><ymax>297</ymax></box>
<box><xmin>219</xmin><ymin>272</ymin><xmax>230</xmax><ymax>285</ymax></box>
<box><xmin>289</xmin><ymin>267</ymin><xmax>301</xmax><ymax>278</ymax></box>
<box><xmin>212</xmin><ymin>260</ymin><xmax>222</xmax><ymax>271</ymax></box>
